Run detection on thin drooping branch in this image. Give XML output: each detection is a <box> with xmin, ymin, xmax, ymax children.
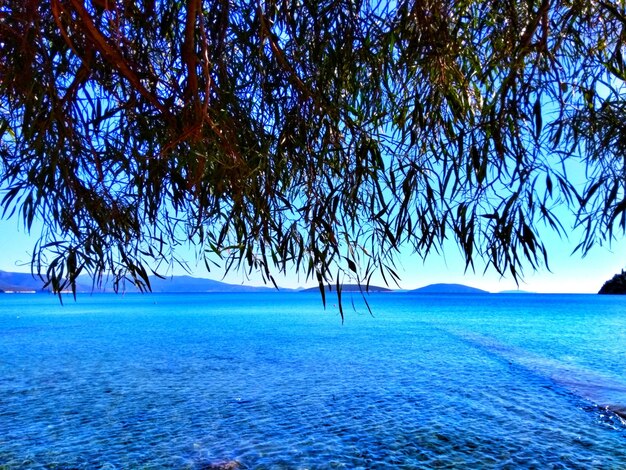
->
<box><xmin>0</xmin><ymin>0</ymin><xmax>623</xmax><ymax>302</ymax></box>
<box><xmin>57</xmin><ymin>0</ymin><xmax>169</xmax><ymax>116</ymax></box>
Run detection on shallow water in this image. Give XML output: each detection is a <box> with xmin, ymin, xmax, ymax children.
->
<box><xmin>0</xmin><ymin>292</ymin><xmax>625</xmax><ymax>468</ymax></box>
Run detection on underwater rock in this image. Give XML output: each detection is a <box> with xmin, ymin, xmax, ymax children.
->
<box><xmin>609</xmin><ymin>405</ymin><xmax>626</xmax><ymax>420</ymax></box>
<box><xmin>201</xmin><ymin>460</ymin><xmax>240</xmax><ymax>470</ymax></box>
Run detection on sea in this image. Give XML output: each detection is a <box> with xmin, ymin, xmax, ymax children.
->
<box><xmin>1</xmin><ymin>291</ymin><xmax>625</xmax><ymax>469</ymax></box>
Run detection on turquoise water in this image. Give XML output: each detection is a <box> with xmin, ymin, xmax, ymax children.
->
<box><xmin>1</xmin><ymin>292</ymin><xmax>625</xmax><ymax>468</ymax></box>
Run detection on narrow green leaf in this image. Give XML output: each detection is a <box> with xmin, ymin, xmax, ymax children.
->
<box><xmin>533</xmin><ymin>96</ymin><xmax>542</xmax><ymax>139</ymax></box>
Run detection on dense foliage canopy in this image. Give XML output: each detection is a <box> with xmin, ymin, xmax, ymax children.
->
<box><xmin>1</xmin><ymin>0</ymin><xmax>625</xmax><ymax>306</ymax></box>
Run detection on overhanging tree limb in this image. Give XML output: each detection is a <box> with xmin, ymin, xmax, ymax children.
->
<box><xmin>0</xmin><ymin>0</ymin><xmax>625</xmax><ymax>304</ymax></box>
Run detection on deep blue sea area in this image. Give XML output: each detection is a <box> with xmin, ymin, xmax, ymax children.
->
<box><xmin>1</xmin><ymin>292</ymin><xmax>626</xmax><ymax>469</ymax></box>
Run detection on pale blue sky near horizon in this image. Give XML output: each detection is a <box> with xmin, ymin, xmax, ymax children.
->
<box><xmin>0</xmin><ymin>213</ymin><xmax>624</xmax><ymax>294</ymax></box>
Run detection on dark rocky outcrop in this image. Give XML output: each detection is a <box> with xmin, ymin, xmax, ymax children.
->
<box><xmin>598</xmin><ymin>270</ymin><xmax>626</xmax><ymax>294</ymax></box>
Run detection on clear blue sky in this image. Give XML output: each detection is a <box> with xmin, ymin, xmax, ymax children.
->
<box><xmin>0</xmin><ymin>212</ymin><xmax>624</xmax><ymax>293</ymax></box>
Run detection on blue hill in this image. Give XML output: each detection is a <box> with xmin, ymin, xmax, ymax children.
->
<box><xmin>142</xmin><ymin>275</ymin><xmax>282</xmax><ymax>293</ymax></box>
<box><xmin>301</xmin><ymin>284</ymin><xmax>391</xmax><ymax>293</ymax></box>
<box><xmin>410</xmin><ymin>283</ymin><xmax>489</xmax><ymax>294</ymax></box>
<box><xmin>0</xmin><ymin>271</ymin><xmax>46</xmax><ymax>292</ymax></box>
<box><xmin>0</xmin><ymin>270</ymin><xmax>288</xmax><ymax>293</ymax></box>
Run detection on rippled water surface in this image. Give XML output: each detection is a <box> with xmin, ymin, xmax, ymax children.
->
<box><xmin>1</xmin><ymin>292</ymin><xmax>626</xmax><ymax>468</ymax></box>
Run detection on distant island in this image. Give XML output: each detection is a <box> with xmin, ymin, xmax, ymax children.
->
<box><xmin>598</xmin><ymin>271</ymin><xmax>626</xmax><ymax>295</ymax></box>
<box><xmin>138</xmin><ymin>275</ymin><xmax>286</xmax><ymax>293</ymax></box>
<box><xmin>0</xmin><ymin>270</ymin><xmax>290</xmax><ymax>294</ymax></box>
<box><xmin>301</xmin><ymin>284</ymin><xmax>392</xmax><ymax>293</ymax></box>
<box><xmin>410</xmin><ymin>283</ymin><xmax>489</xmax><ymax>294</ymax></box>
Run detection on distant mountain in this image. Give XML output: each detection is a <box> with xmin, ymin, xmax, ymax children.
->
<box><xmin>301</xmin><ymin>283</ymin><xmax>392</xmax><ymax>293</ymax></box>
<box><xmin>138</xmin><ymin>275</ymin><xmax>283</xmax><ymax>293</ymax></box>
<box><xmin>0</xmin><ymin>270</ymin><xmax>288</xmax><ymax>294</ymax></box>
<box><xmin>498</xmin><ymin>289</ymin><xmax>535</xmax><ymax>294</ymax></box>
<box><xmin>0</xmin><ymin>271</ymin><xmax>46</xmax><ymax>292</ymax></box>
<box><xmin>410</xmin><ymin>283</ymin><xmax>489</xmax><ymax>294</ymax></box>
